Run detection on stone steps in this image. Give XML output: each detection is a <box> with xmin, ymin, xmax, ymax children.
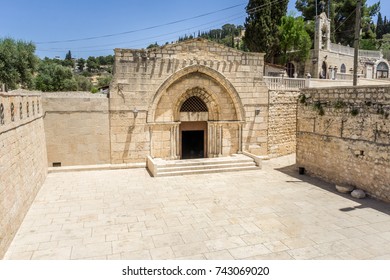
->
<box><xmin>148</xmin><ymin>154</ymin><xmax>260</xmax><ymax>177</ymax></box>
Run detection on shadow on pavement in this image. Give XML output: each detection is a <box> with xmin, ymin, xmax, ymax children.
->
<box><xmin>275</xmin><ymin>163</ymin><xmax>390</xmax><ymax>216</ymax></box>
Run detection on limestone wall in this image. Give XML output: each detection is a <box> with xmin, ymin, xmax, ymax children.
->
<box><xmin>111</xmin><ymin>38</ymin><xmax>269</xmax><ymax>162</ymax></box>
<box><xmin>268</xmin><ymin>90</ymin><xmax>300</xmax><ymax>157</ymax></box>
<box><xmin>0</xmin><ymin>91</ymin><xmax>48</xmax><ymax>258</ymax></box>
<box><xmin>297</xmin><ymin>86</ymin><xmax>390</xmax><ymax>202</ymax></box>
<box><xmin>42</xmin><ymin>92</ymin><xmax>110</xmax><ymax>166</ymax></box>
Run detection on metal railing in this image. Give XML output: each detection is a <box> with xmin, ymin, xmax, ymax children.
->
<box><xmin>263</xmin><ymin>76</ymin><xmax>307</xmax><ymax>90</ymax></box>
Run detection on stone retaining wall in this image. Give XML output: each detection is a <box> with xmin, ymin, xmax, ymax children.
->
<box><xmin>42</xmin><ymin>92</ymin><xmax>110</xmax><ymax>167</ymax></box>
<box><xmin>0</xmin><ymin>91</ymin><xmax>48</xmax><ymax>258</ymax></box>
<box><xmin>297</xmin><ymin>86</ymin><xmax>390</xmax><ymax>202</ymax></box>
<box><xmin>268</xmin><ymin>90</ymin><xmax>300</xmax><ymax>157</ymax></box>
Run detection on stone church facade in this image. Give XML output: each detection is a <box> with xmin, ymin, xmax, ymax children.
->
<box><xmin>110</xmin><ymin>39</ymin><xmax>270</xmax><ymax>163</ymax></box>
<box><xmin>286</xmin><ymin>12</ymin><xmax>390</xmax><ymax>80</ymax></box>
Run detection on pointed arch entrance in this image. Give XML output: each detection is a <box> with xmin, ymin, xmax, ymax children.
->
<box><xmin>179</xmin><ymin>96</ymin><xmax>208</xmax><ymax>159</ymax></box>
<box><xmin>148</xmin><ymin>65</ymin><xmax>244</xmax><ymax>160</ymax></box>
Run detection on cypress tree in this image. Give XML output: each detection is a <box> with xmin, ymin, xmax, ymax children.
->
<box><xmin>243</xmin><ymin>0</ymin><xmax>288</xmax><ymax>61</ymax></box>
<box><xmin>376</xmin><ymin>12</ymin><xmax>384</xmax><ymax>39</ymax></box>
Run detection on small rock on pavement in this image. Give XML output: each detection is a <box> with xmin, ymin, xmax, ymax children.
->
<box><xmin>351</xmin><ymin>189</ymin><xmax>366</xmax><ymax>199</ymax></box>
<box><xmin>335</xmin><ymin>184</ymin><xmax>354</xmax><ymax>193</ymax></box>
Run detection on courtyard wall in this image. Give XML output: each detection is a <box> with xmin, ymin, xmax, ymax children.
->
<box><xmin>42</xmin><ymin>92</ymin><xmax>110</xmax><ymax>167</ymax></box>
<box><xmin>0</xmin><ymin>91</ymin><xmax>47</xmax><ymax>258</ymax></box>
<box><xmin>297</xmin><ymin>86</ymin><xmax>390</xmax><ymax>202</ymax></box>
<box><xmin>268</xmin><ymin>90</ymin><xmax>300</xmax><ymax>157</ymax></box>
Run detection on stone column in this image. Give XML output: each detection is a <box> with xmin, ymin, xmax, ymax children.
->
<box><xmin>149</xmin><ymin>126</ymin><xmax>153</xmax><ymax>158</ymax></box>
<box><xmin>175</xmin><ymin>123</ymin><xmax>180</xmax><ymax>159</ymax></box>
<box><xmin>214</xmin><ymin>124</ymin><xmax>218</xmax><ymax>157</ymax></box>
<box><xmin>238</xmin><ymin>123</ymin><xmax>242</xmax><ymax>153</ymax></box>
<box><xmin>218</xmin><ymin>124</ymin><xmax>223</xmax><ymax>156</ymax></box>
<box><xmin>170</xmin><ymin>125</ymin><xmax>175</xmax><ymax>159</ymax></box>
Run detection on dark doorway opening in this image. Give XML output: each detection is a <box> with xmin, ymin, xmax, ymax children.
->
<box><xmin>286</xmin><ymin>62</ymin><xmax>295</xmax><ymax>78</ymax></box>
<box><xmin>181</xmin><ymin>130</ymin><xmax>204</xmax><ymax>159</ymax></box>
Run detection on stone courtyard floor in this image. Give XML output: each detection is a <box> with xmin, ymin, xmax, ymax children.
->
<box><xmin>4</xmin><ymin>154</ymin><xmax>390</xmax><ymax>260</ymax></box>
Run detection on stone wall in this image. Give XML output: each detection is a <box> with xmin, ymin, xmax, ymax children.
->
<box><xmin>297</xmin><ymin>86</ymin><xmax>390</xmax><ymax>202</ymax></box>
<box><xmin>268</xmin><ymin>90</ymin><xmax>300</xmax><ymax>157</ymax></box>
<box><xmin>0</xmin><ymin>91</ymin><xmax>48</xmax><ymax>258</ymax></box>
<box><xmin>111</xmin><ymin>38</ymin><xmax>269</xmax><ymax>162</ymax></box>
<box><xmin>42</xmin><ymin>92</ymin><xmax>110</xmax><ymax>166</ymax></box>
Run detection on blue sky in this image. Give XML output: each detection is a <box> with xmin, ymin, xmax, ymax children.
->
<box><xmin>0</xmin><ymin>0</ymin><xmax>387</xmax><ymax>59</ymax></box>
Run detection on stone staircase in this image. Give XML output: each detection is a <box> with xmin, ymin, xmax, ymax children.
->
<box><xmin>147</xmin><ymin>154</ymin><xmax>260</xmax><ymax>177</ymax></box>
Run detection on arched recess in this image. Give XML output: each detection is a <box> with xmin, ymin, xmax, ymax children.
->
<box><xmin>340</xmin><ymin>63</ymin><xmax>346</xmax><ymax>73</ymax></box>
<box><xmin>147</xmin><ymin>64</ymin><xmax>245</xmax><ymax>123</ymax></box>
<box><xmin>376</xmin><ymin>60</ymin><xmax>389</xmax><ymax>78</ymax></box>
<box><xmin>173</xmin><ymin>87</ymin><xmax>220</xmax><ymax>121</ymax></box>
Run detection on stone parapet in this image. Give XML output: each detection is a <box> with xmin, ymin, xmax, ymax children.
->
<box><xmin>0</xmin><ymin>92</ymin><xmax>48</xmax><ymax>258</ymax></box>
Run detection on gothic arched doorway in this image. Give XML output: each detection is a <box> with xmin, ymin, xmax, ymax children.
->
<box><xmin>179</xmin><ymin>96</ymin><xmax>208</xmax><ymax>159</ymax></box>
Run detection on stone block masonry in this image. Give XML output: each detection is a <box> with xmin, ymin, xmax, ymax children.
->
<box><xmin>111</xmin><ymin>38</ymin><xmax>270</xmax><ymax>162</ymax></box>
<box><xmin>268</xmin><ymin>90</ymin><xmax>301</xmax><ymax>157</ymax></box>
<box><xmin>297</xmin><ymin>86</ymin><xmax>390</xmax><ymax>202</ymax></box>
<box><xmin>42</xmin><ymin>92</ymin><xmax>110</xmax><ymax>167</ymax></box>
<box><xmin>0</xmin><ymin>91</ymin><xmax>48</xmax><ymax>258</ymax></box>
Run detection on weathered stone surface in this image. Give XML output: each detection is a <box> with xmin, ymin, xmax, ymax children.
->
<box><xmin>42</xmin><ymin>92</ymin><xmax>110</xmax><ymax>167</ymax></box>
<box><xmin>111</xmin><ymin>39</ymin><xmax>273</xmax><ymax>162</ymax></box>
<box><xmin>0</xmin><ymin>92</ymin><xmax>48</xmax><ymax>259</ymax></box>
<box><xmin>297</xmin><ymin>86</ymin><xmax>390</xmax><ymax>203</ymax></box>
<box><xmin>351</xmin><ymin>189</ymin><xmax>366</xmax><ymax>199</ymax></box>
<box><xmin>335</xmin><ymin>184</ymin><xmax>355</xmax><ymax>193</ymax></box>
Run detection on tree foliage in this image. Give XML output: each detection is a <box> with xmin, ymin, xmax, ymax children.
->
<box><xmin>97</xmin><ymin>74</ymin><xmax>112</xmax><ymax>88</ymax></box>
<box><xmin>0</xmin><ymin>37</ymin><xmax>37</xmax><ymax>90</ymax></box>
<box><xmin>34</xmin><ymin>60</ymin><xmax>77</xmax><ymax>91</ymax></box>
<box><xmin>278</xmin><ymin>16</ymin><xmax>311</xmax><ymax>63</ymax></box>
<box><xmin>376</xmin><ymin>12</ymin><xmax>390</xmax><ymax>39</ymax></box>
<box><xmin>243</xmin><ymin>0</ymin><xmax>288</xmax><ymax>60</ymax></box>
<box><xmin>77</xmin><ymin>58</ymin><xmax>85</xmax><ymax>72</ymax></box>
<box><xmin>295</xmin><ymin>0</ymin><xmax>380</xmax><ymax>46</ymax></box>
<box><xmin>62</xmin><ymin>50</ymin><xmax>74</xmax><ymax>68</ymax></box>
<box><xmin>177</xmin><ymin>24</ymin><xmax>245</xmax><ymax>50</ymax></box>
<box><xmin>86</xmin><ymin>56</ymin><xmax>99</xmax><ymax>73</ymax></box>
<box><xmin>75</xmin><ymin>74</ymin><xmax>92</xmax><ymax>91</ymax></box>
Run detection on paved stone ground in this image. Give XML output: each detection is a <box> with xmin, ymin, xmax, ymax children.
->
<box><xmin>4</xmin><ymin>155</ymin><xmax>390</xmax><ymax>260</ymax></box>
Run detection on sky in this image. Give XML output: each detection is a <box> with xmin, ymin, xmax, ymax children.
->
<box><xmin>0</xmin><ymin>0</ymin><xmax>388</xmax><ymax>59</ymax></box>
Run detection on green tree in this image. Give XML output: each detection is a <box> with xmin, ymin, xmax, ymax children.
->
<box><xmin>278</xmin><ymin>16</ymin><xmax>311</xmax><ymax>63</ymax></box>
<box><xmin>0</xmin><ymin>37</ymin><xmax>37</xmax><ymax>90</ymax></box>
<box><xmin>97</xmin><ymin>74</ymin><xmax>112</xmax><ymax>88</ymax></box>
<box><xmin>86</xmin><ymin>56</ymin><xmax>98</xmax><ymax>72</ymax></box>
<box><xmin>62</xmin><ymin>50</ymin><xmax>74</xmax><ymax>68</ymax></box>
<box><xmin>296</xmin><ymin>0</ymin><xmax>380</xmax><ymax>46</ymax></box>
<box><xmin>243</xmin><ymin>0</ymin><xmax>288</xmax><ymax>60</ymax></box>
<box><xmin>147</xmin><ymin>42</ymin><xmax>159</xmax><ymax>49</ymax></box>
<box><xmin>65</xmin><ymin>50</ymin><xmax>72</xmax><ymax>60</ymax></box>
<box><xmin>75</xmin><ymin>74</ymin><xmax>92</xmax><ymax>91</ymax></box>
<box><xmin>34</xmin><ymin>60</ymin><xmax>77</xmax><ymax>91</ymax></box>
<box><xmin>77</xmin><ymin>58</ymin><xmax>85</xmax><ymax>72</ymax></box>
<box><xmin>379</xmin><ymin>33</ymin><xmax>390</xmax><ymax>60</ymax></box>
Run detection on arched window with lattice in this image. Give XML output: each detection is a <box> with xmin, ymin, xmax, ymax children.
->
<box><xmin>180</xmin><ymin>96</ymin><xmax>208</xmax><ymax>112</ymax></box>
